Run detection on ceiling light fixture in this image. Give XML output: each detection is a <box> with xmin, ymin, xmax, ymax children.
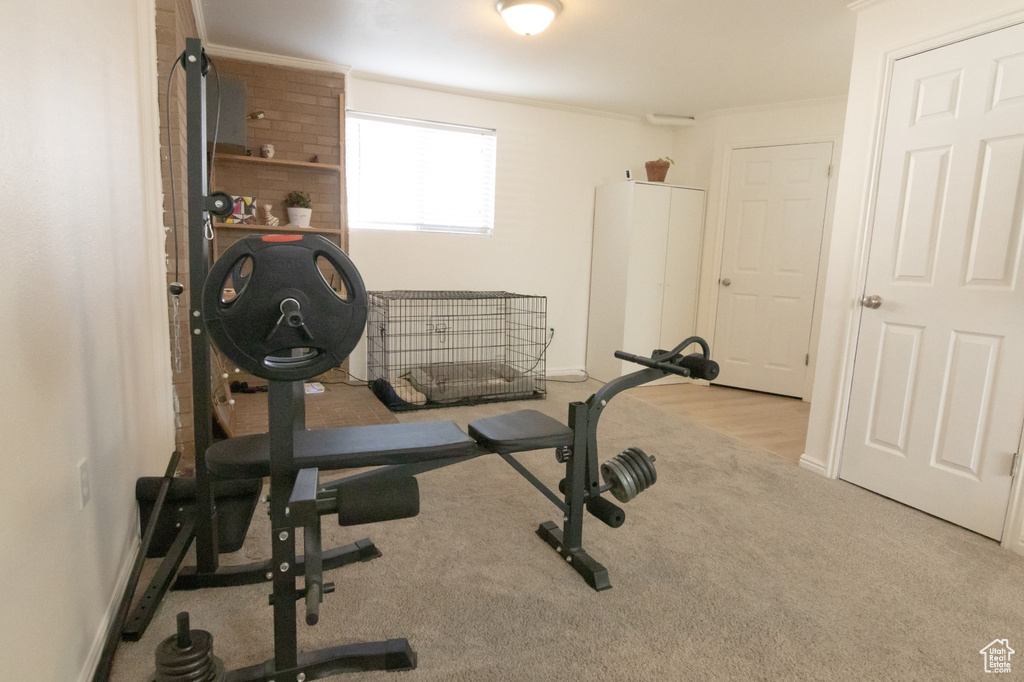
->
<box><xmin>497</xmin><ymin>0</ymin><xmax>563</xmax><ymax>36</ymax></box>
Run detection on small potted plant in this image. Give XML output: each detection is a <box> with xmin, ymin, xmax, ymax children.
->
<box><xmin>285</xmin><ymin>191</ymin><xmax>312</xmax><ymax>227</ymax></box>
<box><xmin>645</xmin><ymin>157</ymin><xmax>674</xmax><ymax>182</ymax></box>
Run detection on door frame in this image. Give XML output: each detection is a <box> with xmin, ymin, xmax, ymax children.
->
<box><xmin>703</xmin><ymin>139</ymin><xmax>840</xmax><ymax>401</ymax></box>
<box><xmin>804</xmin><ymin>10</ymin><xmax>1024</xmax><ymax>555</ymax></box>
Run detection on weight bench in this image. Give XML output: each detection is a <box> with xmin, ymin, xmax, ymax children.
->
<box><xmin>147</xmin><ymin>43</ymin><xmax>722</xmax><ymax>678</ymax></box>
<box><xmin>180</xmin><ymin>220</ymin><xmax>718</xmax><ymax>680</ymax></box>
<box><xmin>205</xmin><ymin>421</ymin><xmax>480</xmax><ymax>479</ymax></box>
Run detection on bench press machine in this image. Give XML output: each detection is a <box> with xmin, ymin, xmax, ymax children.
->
<box><xmin>144</xmin><ymin>36</ymin><xmax>719</xmax><ymax>682</ymax></box>
<box><xmin>147</xmin><ymin>229</ymin><xmax>717</xmax><ymax>681</ymax></box>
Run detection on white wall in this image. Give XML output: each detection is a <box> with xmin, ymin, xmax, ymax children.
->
<box><xmin>801</xmin><ymin>0</ymin><xmax>1024</xmax><ymax>548</ymax></box>
<box><xmin>0</xmin><ymin>0</ymin><xmax>174</xmax><ymax>679</ymax></box>
<box><xmin>346</xmin><ymin>78</ymin><xmax>675</xmax><ymax>376</ymax></box>
<box><xmin>668</xmin><ymin>97</ymin><xmax>848</xmax><ymax>398</ymax></box>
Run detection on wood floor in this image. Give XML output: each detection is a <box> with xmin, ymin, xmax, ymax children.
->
<box><xmin>629</xmin><ymin>382</ymin><xmax>810</xmax><ymax>464</ymax></box>
<box><xmin>229</xmin><ymin>381</ymin><xmax>396</xmax><ymax>436</ymax></box>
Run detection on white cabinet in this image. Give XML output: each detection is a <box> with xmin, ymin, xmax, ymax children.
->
<box><xmin>586</xmin><ymin>181</ymin><xmax>705</xmax><ymax>381</ymax></box>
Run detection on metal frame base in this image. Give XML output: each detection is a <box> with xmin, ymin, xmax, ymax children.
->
<box><xmin>122</xmin><ymin>520</ymin><xmax>196</xmax><ymax>641</ymax></box>
<box><xmin>536</xmin><ymin>521</ymin><xmax>610</xmax><ymax>591</ymax></box>
<box><xmin>224</xmin><ymin>638</ymin><xmax>416</xmax><ymax>681</ymax></box>
<box><xmin>173</xmin><ymin>539</ymin><xmax>380</xmax><ymax>590</ymax></box>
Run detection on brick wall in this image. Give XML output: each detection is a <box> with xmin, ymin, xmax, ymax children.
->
<box><xmin>208</xmin><ymin>60</ymin><xmax>348</xmax><ymax>393</ymax></box>
<box><xmin>156</xmin><ymin>0</ymin><xmax>198</xmax><ymax>463</ymax></box>
<box><xmin>209</xmin><ymin>58</ymin><xmax>346</xmax><ymax>253</ymax></box>
<box><xmin>155</xmin><ymin>4</ymin><xmax>347</xmax><ymax>465</ymax></box>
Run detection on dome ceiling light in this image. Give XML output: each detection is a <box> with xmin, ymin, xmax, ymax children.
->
<box><xmin>496</xmin><ymin>0</ymin><xmax>563</xmax><ymax>36</ymax></box>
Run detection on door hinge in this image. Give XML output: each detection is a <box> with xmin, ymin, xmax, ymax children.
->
<box><xmin>827</xmin><ymin>164</ymin><xmax>833</xmax><ymax>178</ymax></box>
<box><xmin>1012</xmin><ymin>451</ymin><xmax>1020</xmax><ymax>478</ymax></box>
<box><xmin>805</xmin><ymin>353</ymin><xmax>809</xmax><ymax>366</ymax></box>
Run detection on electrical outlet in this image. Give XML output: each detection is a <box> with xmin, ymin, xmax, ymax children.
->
<box><xmin>78</xmin><ymin>458</ymin><xmax>90</xmax><ymax>510</ymax></box>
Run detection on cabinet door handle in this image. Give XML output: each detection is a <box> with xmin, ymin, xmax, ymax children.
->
<box><xmin>720</xmin><ymin>278</ymin><xmax>732</xmax><ymax>287</ymax></box>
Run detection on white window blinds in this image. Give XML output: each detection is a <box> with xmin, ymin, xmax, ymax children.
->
<box><xmin>346</xmin><ymin>111</ymin><xmax>496</xmax><ymax>235</ymax></box>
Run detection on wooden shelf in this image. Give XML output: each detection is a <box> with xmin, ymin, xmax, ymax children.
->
<box><xmin>214</xmin><ymin>153</ymin><xmax>343</xmax><ymax>172</ymax></box>
<box><xmin>214</xmin><ymin>222</ymin><xmax>342</xmax><ymax>236</ymax></box>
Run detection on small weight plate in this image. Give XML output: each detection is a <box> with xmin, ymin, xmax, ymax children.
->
<box><xmin>600</xmin><ymin>463</ymin><xmax>627</xmax><ymax>503</ymax></box>
<box><xmin>622</xmin><ymin>448</ymin><xmax>647</xmax><ymax>491</ymax></box>
<box><xmin>630</xmin><ymin>447</ymin><xmax>657</xmax><ymax>488</ymax></box>
<box><xmin>616</xmin><ymin>451</ymin><xmax>648</xmax><ymax>493</ymax></box>
<box><xmin>604</xmin><ymin>457</ymin><xmax>637</xmax><ymax>503</ymax></box>
<box><xmin>614</xmin><ymin>457</ymin><xmax>641</xmax><ymax>501</ymax></box>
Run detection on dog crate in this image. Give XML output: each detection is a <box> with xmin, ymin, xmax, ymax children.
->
<box><xmin>366</xmin><ymin>290</ymin><xmax>547</xmax><ymax>411</ymax></box>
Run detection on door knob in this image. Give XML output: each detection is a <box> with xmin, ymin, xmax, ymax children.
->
<box><xmin>720</xmin><ymin>278</ymin><xmax>732</xmax><ymax>287</ymax></box>
<box><xmin>861</xmin><ymin>294</ymin><xmax>882</xmax><ymax>309</ymax></box>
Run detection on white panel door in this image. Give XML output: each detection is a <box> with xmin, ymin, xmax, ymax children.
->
<box><xmin>714</xmin><ymin>143</ymin><xmax>833</xmax><ymax>396</ymax></box>
<box><xmin>840</xmin><ymin>23</ymin><xmax>1024</xmax><ymax>540</ymax></box>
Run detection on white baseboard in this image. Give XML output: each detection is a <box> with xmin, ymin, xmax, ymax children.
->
<box><xmin>1003</xmin><ymin>534</ymin><xmax>1024</xmax><ymax>557</ymax></box>
<box><xmin>546</xmin><ymin>367</ymin><xmax>588</xmax><ymax>378</ymax></box>
<box><xmin>798</xmin><ymin>454</ymin><xmax>829</xmax><ymax>477</ymax></box>
<box><xmin>78</xmin><ymin>533</ymin><xmax>141</xmax><ymax>682</ymax></box>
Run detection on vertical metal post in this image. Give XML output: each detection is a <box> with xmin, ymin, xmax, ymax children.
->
<box><xmin>184</xmin><ymin>37</ymin><xmax>218</xmax><ymax>573</ymax></box>
<box><xmin>563</xmin><ymin>401</ymin><xmax>589</xmax><ymax>551</ymax></box>
<box><xmin>269</xmin><ymin>380</ymin><xmax>299</xmax><ymax>671</ymax></box>
<box><xmin>292</xmin><ymin>364</ymin><xmax>306</xmax><ymax>431</ymax></box>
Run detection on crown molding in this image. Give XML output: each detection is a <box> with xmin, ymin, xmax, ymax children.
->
<box><xmin>847</xmin><ymin>0</ymin><xmax>890</xmax><ymax>12</ymax></box>
<box><xmin>697</xmin><ymin>94</ymin><xmax>848</xmax><ymax>121</ymax></box>
<box><xmin>190</xmin><ymin>0</ymin><xmax>207</xmax><ymax>41</ymax></box>
<box><xmin>349</xmin><ymin>71</ymin><xmax>640</xmax><ymax>122</ymax></box>
<box><xmin>204</xmin><ymin>43</ymin><xmax>352</xmax><ymax>74</ymax></box>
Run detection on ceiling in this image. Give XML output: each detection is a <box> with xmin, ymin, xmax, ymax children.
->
<box><xmin>200</xmin><ymin>0</ymin><xmax>857</xmax><ymax>118</ymax></box>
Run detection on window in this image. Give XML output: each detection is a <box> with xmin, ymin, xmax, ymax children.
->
<box><xmin>346</xmin><ymin>111</ymin><xmax>497</xmax><ymax>235</ymax></box>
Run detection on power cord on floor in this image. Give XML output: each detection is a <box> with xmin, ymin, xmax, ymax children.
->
<box><xmin>318</xmin><ymin>367</ymin><xmax>370</xmax><ymax>386</ymax></box>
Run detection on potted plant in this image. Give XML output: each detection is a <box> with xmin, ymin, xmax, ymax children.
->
<box><xmin>645</xmin><ymin>157</ymin><xmax>674</xmax><ymax>182</ymax></box>
<box><xmin>285</xmin><ymin>191</ymin><xmax>312</xmax><ymax>227</ymax></box>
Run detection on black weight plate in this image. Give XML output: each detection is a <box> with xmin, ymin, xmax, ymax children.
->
<box><xmin>203</xmin><ymin>234</ymin><xmax>367</xmax><ymax>381</ymax></box>
<box><xmin>611</xmin><ymin>457</ymin><xmax>639</xmax><ymax>501</ymax></box>
<box><xmin>637</xmin><ymin>448</ymin><xmax>658</xmax><ymax>486</ymax></box>
<box><xmin>603</xmin><ymin>458</ymin><xmax>636</xmax><ymax>503</ymax></box>
<box><xmin>618</xmin><ymin>450</ymin><xmax>650</xmax><ymax>493</ymax></box>
<box><xmin>600</xmin><ymin>462</ymin><xmax>628</xmax><ymax>503</ymax></box>
<box><xmin>629</xmin><ymin>447</ymin><xmax>657</xmax><ymax>488</ymax></box>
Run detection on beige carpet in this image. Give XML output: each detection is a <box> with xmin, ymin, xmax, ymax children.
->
<box><xmin>112</xmin><ymin>380</ymin><xmax>1024</xmax><ymax>681</ymax></box>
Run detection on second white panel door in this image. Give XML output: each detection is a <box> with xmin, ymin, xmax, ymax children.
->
<box><xmin>714</xmin><ymin>142</ymin><xmax>833</xmax><ymax>397</ymax></box>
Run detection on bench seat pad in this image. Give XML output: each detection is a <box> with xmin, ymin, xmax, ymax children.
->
<box><xmin>467</xmin><ymin>410</ymin><xmax>573</xmax><ymax>454</ymax></box>
<box><xmin>207</xmin><ymin>421</ymin><xmax>478</xmax><ymax>479</ymax></box>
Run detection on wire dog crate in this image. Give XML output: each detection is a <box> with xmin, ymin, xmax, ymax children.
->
<box><xmin>366</xmin><ymin>291</ymin><xmax>547</xmax><ymax>411</ymax></box>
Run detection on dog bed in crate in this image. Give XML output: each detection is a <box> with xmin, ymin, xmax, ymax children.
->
<box><xmin>406</xmin><ymin>362</ymin><xmax>536</xmax><ymax>403</ymax></box>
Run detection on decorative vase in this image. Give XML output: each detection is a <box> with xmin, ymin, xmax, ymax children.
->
<box><xmin>287</xmin><ymin>207</ymin><xmax>312</xmax><ymax>227</ymax></box>
<box><xmin>645</xmin><ymin>160</ymin><xmax>670</xmax><ymax>182</ymax></box>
